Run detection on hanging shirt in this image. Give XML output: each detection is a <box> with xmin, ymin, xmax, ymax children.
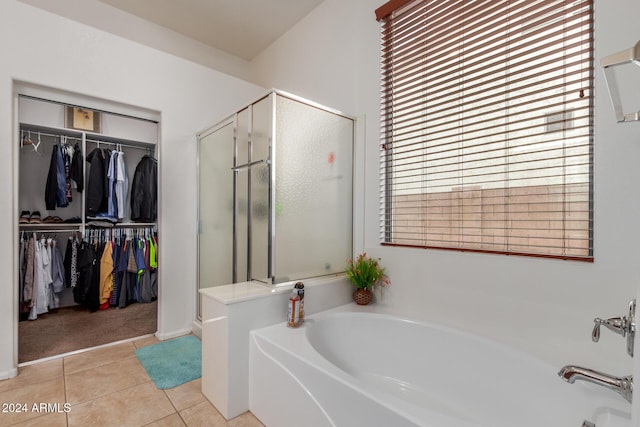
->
<box><xmin>23</xmin><ymin>235</ymin><xmax>36</xmax><ymax>304</ymax></box>
<box><xmin>99</xmin><ymin>241</ymin><xmax>114</xmax><ymax>306</ymax></box>
<box><xmin>63</xmin><ymin>142</ymin><xmax>74</xmax><ymax>202</ymax></box>
<box><xmin>44</xmin><ymin>145</ymin><xmax>60</xmax><ymax>210</ymax></box>
<box><xmin>107</xmin><ymin>151</ymin><xmax>118</xmax><ymax>219</ymax></box>
<box><xmin>115</xmin><ymin>151</ymin><xmax>128</xmax><ymax>219</ymax></box>
<box><xmin>34</xmin><ymin>238</ymin><xmax>52</xmax><ymax>316</ymax></box>
<box><xmin>55</xmin><ymin>145</ymin><xmax>69</xmax><ymax>207</ymax></box>
<box><xmin>50</xmin><ymin>239</ymin><xmax>65</xmax><ymax>293</ymax></box>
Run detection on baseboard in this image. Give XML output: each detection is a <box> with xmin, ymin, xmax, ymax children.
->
<box><xmin>0</xmin><ymin>367</ymin><xmax>18</xmax><ymax>380</ymax></box>
<box><xmin>155</xmin><ymin>328</ymin><xmax>193</xmax><ymax>341</ymax></box>
<box><xmin>191</xmin><ymin>320</ymin><xmax>202</xmax><ymax>339</ymax></box>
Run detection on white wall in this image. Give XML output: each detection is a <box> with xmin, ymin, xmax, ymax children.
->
<box><xmin>251</xmin><ymin>0</ymin><xmax>640</xmax><ymax>379</ymax></box>
<box><xmin>0</xmin><ymin>0</ymin><xmax>264</xmax><ymax>378</ymax></box>
<box><xmin>17</xmin><ymin>0</ymin><xmax>253</xmax><ymax>82</ymax></box>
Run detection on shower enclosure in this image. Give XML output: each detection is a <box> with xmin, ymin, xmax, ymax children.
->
<box><xmin>197</xmin><ymin>91</ymin><xmax>354</xmax><ymax>317</ymax></box>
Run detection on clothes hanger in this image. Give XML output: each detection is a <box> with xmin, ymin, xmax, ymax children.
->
<box><xmin>31</xmin><ymin>132</ymin><xmax>41</xmax><ymax>154</ymax></box>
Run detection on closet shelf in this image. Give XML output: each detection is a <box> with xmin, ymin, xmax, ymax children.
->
<box><xmin>19</xmin><ymin>224</ymin><xmax>81</xmax><ymax>234</ymax></box>
<box><xmin>19</xmin><ymin>222</ymin><xmax>156</xmax><ymax>232</ymax></box>
<box><xmin>86</xmin><ymin>222</ymin><xmax>157</xmax><ymax>228</ymax></box>
<box><xmin>19</xmin><ymin>223</ymin><xmax>80</xmax><ymax>230</ymax></box>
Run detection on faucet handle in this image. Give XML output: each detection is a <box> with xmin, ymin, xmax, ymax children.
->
<box><xmin>592</xmin><ymin>299</ymin><xmax>636</xmax><ymax>357</ymax></box>
<box><xmin>592</xmin><ymin>317</ymin><xmax>626</xmax><ymax>342</ymax></box>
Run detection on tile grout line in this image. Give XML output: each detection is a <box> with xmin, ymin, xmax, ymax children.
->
<box><xmin>160</xmin><ymin>388</ymin><xmax>191</xmax><ymax>427</ymax></box>
<box><xmin>62</xmin><ymin>356</ymin><xmax>69</xmax><ymax>427</ymax></box>
<box><xmin>61</xmin><ymin>357</ymin><xmax>71</xmax><ymax>427</ymax></box>
<box><xmin>62</xmin><ymin>343</ymin><xmax>138</xmax><ymax>376</ymax></box>
<box><xmin>159</xmin><ymin>383</ymin><xmax>211</xmax><ymax>427</ymax></box>
<box><xmin>69</xmin><ymin>378</ymin><xmax>155</xmax><ymax>409</ymax></box>
<box><xmin>65</xmin><ymin>354</ymin><xmax>138</xmax><ymax>377</ymax></box>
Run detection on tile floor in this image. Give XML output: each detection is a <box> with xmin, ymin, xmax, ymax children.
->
<box><xmin>0</xmin><ymin>336</ymin><xmax>265</xmax><ymax>427</ymax></box>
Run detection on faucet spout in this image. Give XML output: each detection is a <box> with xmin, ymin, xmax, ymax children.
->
<box><xmin>558</xmin><ymin>365</ymin><xmax>633</xmax><ymax>403</ymax></box>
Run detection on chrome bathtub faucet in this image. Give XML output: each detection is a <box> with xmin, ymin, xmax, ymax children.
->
<box><xmin>558</xmin><ymin>365</ymin><xmax>633</xmax><ymax>403</ymax></box>
<box><xmin>592</xmin><ymin>299</ymin><xmax>636</xmax><ymax>357</ymax></box>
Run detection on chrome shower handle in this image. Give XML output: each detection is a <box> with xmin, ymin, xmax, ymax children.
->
<box><xmin>592</xmin><ymin>317</ymin><xmax>626</xmax><ymax>342</ymax></box>
<box><xmin>592</xmin><ymin>299</ymin><xmax>636</xmax><ymax>357</ymax></box>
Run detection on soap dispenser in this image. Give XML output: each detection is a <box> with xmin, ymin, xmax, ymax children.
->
<box><xmin>287</xmin><ymin>289</ymin><xmax>301</xmax><ymax>328</ymax></box>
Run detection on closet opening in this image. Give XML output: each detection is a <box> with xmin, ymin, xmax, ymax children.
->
<box><xmin>16</xmin><ymin>93</ymin><xmax>160</xmax><ymax>364</ymax></box>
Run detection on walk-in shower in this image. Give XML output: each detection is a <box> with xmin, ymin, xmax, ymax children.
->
<box><xmin>197</xmin><ymin>91</ymin><xmax>354</xmax><ymax>317</ymax></box>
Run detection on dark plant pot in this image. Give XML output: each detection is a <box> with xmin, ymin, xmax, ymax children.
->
<box><xmin>353</xmin><ymin>288</ymin><xmax>373</xmax><ymax>305</ymax></box>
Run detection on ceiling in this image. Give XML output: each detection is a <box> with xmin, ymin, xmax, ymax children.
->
<box><xmin>97</xmin><ymin>0</ymin><xmax>324</xmax><ymax>60</ymax></box>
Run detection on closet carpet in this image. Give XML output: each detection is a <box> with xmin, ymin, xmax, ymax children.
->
<box><xmin>19</xmin><ymin>301</ymin><xmax>157</xmax><ymax>363</ymax></box>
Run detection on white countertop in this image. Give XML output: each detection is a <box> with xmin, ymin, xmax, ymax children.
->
<box><xmin>199</xmin><ymin>274</ymin><xmax>347</xmax><ymax>305</ymax></box>
<box><xmin>199</xmin><ymin>281</ymin><xmax>285</xmax><ymax>305</ymax></box>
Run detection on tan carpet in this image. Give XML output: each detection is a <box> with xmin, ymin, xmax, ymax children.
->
<box><xmin>19</xmin><ymin>300</ymin><xmax>157</xmax><ymax>363</ymax></box>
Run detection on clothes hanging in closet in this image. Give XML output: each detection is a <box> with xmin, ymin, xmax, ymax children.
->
<box><xmin>64</xmin><ymin>235</ymin><xmax>80</xmax><ymax>289</ymax></box>
<box><xmin>106</xmin><ymin>150</ymin><xmax>129</xmax><ymax>220</ymax></box>
<box><xmin>67</xmin><ymin>229</ymin><xmax>158</xmax><ymax>311</ymax></box>
<box><xmin>44</xmin><ymin>140</ymin><xmax>83</xmax><ymax>210</ymax></box>
<box><xmin>19</xmin><ymin>234</ymin><xmax>66</xmax><ymax>320</ymax></box>
<box><xmin>130</xmin><ymin>155</ymin><xmax>157</xmax><ymax>222</ymax></box>
<box><xmin>116</xmin><ymin>234</ymin><xmax>158</xmax><ymax>307</ymax></box>
<box><xmin>73</xmin><ymin>238</ymin><xmax>107</xmax><ymax>312</ymax></box>
<box><xmin>86</xmin><ymin>148</ymin><xmax>132</xmax><ymax>222</ymax></box>
<box><xmin>85</xmin><ymin>148</ymin><xmax>111</xmax><ymax>217</ymax></box>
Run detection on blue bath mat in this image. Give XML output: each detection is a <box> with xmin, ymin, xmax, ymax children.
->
<box><xmin>135</xmin><ymin>335</ymin><xmax>202</xmax><ymax>389</ymax></box>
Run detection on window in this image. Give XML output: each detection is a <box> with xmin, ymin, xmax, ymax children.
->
<box><xmin>377</xmin><ymin>0</ymin><xmax>594</xmax><ymax>260</ymax></box>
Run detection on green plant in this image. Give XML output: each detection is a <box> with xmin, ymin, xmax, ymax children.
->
<box><xmin>345</xmin><ymin>253</ymin><xmax>391</xmax><ymax>292</ymax></box>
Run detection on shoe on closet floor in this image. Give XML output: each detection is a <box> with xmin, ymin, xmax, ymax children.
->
<box><xmin>19</xmin><ymin>211</ymin><xmax>30</xmax><ymax>224</ymax></box>
<box><xmin>29</xmin><ymin>211</ymin><xmax>42</xmax><ymax>224</ymax></box>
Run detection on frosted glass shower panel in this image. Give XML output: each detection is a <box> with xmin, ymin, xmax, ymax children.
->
<box><xmin>251</xmin><ymin>162</ymin><xmax>270</xmax><ymax>282</ymax></box>
<box><xmin>250</xmin><ymin>96</ymin><xmax>272</xmax><ymax>282</ymax></box>
<box><xmin>274</xmin><ymin>95</ymin><xmax>353</xmax><ymax>282</ymax></box>
<box><xmin>251</xmin><ymin>96</ymin><xmax>272</xmax><ymax>162</ymax></box>
<box><xmin>236</xmin><ymin>108</ymin><xmax>249</xmax><ymax>282</ymax></box>
<box><xmin>197</xmin><ymin>122</ymin><xmax>234</xmax><ymax>317</ymax></box>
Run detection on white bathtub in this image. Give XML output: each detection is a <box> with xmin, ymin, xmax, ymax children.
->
<box><xmin>249</xmin><ymin>304</ymin><xmax>631</xmax><ymax>427</ymax></box>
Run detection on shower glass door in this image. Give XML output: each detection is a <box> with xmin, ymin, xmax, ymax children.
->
<box><xmin>273</xmin><ymin>94</ymin><xmax>354</xmax><ymax>283</ymax></box>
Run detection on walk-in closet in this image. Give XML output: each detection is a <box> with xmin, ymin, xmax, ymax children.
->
<box><xmin>17</xmin><ymin>95</ymin><xmax>159</xmax><ymax>363</ymax></box>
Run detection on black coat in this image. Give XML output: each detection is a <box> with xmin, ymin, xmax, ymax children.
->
<box><xmin>44</xmin><ymin>145</ymin><xmax>59</xmax><ymax>210</ymax></box>
<box><xmin>85</xmin><ymin>148</ymin><xmax>110</xmax><ymax>216</ymax></box>
<box><xmin>130</xmin><ymin>155</ymin><xmax>158</xmax><ymax>222</ymax></box>
<box><xmin>70</xmin><ymin>143</ymin><xmax>84</xmax><ymax>193</ymax></box>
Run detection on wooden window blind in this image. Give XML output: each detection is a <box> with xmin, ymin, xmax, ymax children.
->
<box><xmin>378</xmin><ymin>0</ymin><xmax>594</xmax><ymax>260</ymax></box>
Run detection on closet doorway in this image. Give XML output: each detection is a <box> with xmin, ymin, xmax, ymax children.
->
<box><xmin>16</xmin><ymin>93</ymin><xmax>160</xmax><ymax>364</ymax></box>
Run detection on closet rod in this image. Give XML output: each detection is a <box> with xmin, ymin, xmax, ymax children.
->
<box><xmin>20</xmin><ymin>130</ymin><xmax>82</xmax><ymax>141</ymax></box>
<box><xmin>20</xmin><ymin>129</ymin><xmax>153</xmax><ymax>152</ymax></box>
<box><xmin>85</xmin><ymin>138</ymin><xmax>153</xmax><ymax>152</ymax></box>
<box><xmin>22</xmin><ymin>229</ymin><xmax>82</xmax><ymax>234</ymax></box>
